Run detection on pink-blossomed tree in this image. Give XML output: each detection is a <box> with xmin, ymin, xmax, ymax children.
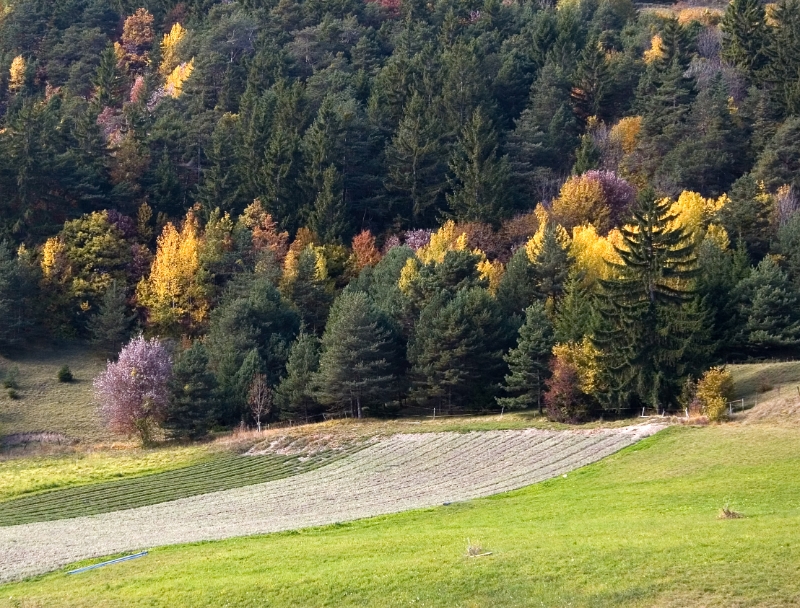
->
<box><xmin>94</xmin><ymin>335</ymin><xmax>173</xmax><ymax>445</ymax></box>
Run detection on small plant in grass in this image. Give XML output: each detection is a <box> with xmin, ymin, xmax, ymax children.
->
<box><xmin>57</xmin><ymin>365</ymin><xmax>73</xmax><ymax>383</ymax></box>
<box><xmin>757</xmin><ymin>373</ymin><xmax>773</xmax><ymax>394</ymax></box>
<box><xmin>465</xmin><ymin>539</ymin><xmax>491</xmax><ymax>557</ymax></box>
<box><xmin>3</xmin><ymin>366</ymin><xmax>19</xmax><ymax>389</ymax></box>
<box><xmin>7</xmin><ymin>387</ymin><xmax>19</xmax><ymax>399</ymax></box>
<box><xmin>718</xmin><ymin>501</ymin><xmax>744</xmax><ymax>519</ymax></box>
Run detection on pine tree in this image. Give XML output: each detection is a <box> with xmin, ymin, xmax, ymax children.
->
<box><xmin>721</xmin><ymin>0</ymin><xmax>769</xmax><ymax>77</ymax></box>
<box><xmin>446</xmin><ymin>107</ymin><xmax>511</xmax><ymax>224</ymax></box>
<box><xmin>572</xmin><ymin>134</ymin><xmax>601</xmax><ymax>174</ymax></box>
<box><xmin>736</xmin><ymin>256</ymin><xmax>800</xmax><ymax>354</ymax></box>
<box><xmin>314</xmin><ymin>291</ymin><xmax>399</xmax><ymax>418</ymax></box>
<box><xmin>595</xmin><ymin>191</ymin><xmax>706</xmax><ymax>412</ymax></box>
<box><xmin>754</xmin><ymin>117</ymin><xmax>800</xmax><ymax>191</ymax></box>
<box><xmin>164</xmin><ymin>341</ymin><xmax>218</xmax><ymax>439</ymax></box>
<box><xmin>88</xmin><ymin>280</ymin><xmax>133</xmax><ymax>355</ymax></box>
<box><xmin>409</xmin><ymin>288</ymin><xmax>511</xmax><ymax>410</ymax></box>
<box><xmin>498</xmin><ymin>302</ymin><xmax>554</xmax><ymax>412</ymax></box>
<box><xmin>0</xmin><ymin>242</ymin><xmax>36</xmax><ymax>348</ymax></box>
<box><xmin>275</xmin><ymin>332</ymin><xmax>321</xmax><ymax>421</ymax></box>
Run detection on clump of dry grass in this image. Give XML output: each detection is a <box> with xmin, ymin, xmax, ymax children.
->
<box><xmin>465</xmin><ymin>539</ymin><xmax>492</xmax><ymax>557</ymax></box>
<box><xmin>718</xmin><ymin>502</ymin><xmax>745</xmax><ymax>519</ymax></box>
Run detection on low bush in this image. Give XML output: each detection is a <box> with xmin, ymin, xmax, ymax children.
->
<box><xmin>7</xmin><ymin>388</ymin><xmax>20</xmax><ymax>399</ymax></box>
<box><xmin>57</xmin><ymin>365</ymin><xmax>73</xmax><ymax>383</ymax></box>
<box><xmin>697</xmin><ymin>367</ymin><xmax>734</xmax><ymax>422</ymax></box>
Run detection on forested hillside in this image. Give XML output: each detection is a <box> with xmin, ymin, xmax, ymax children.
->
<box><xmin>0</xmin><ymin>0</ymin><xmax>799</xmax><ymax>434</ymax></box>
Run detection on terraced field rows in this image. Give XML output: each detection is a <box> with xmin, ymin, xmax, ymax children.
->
<box><xmin>0</xmin><ymin>425</ymin><xmax>662</xmax><ymax>584</ymax></box>
<box><xmin>0</xmin><ymin>447</ymin><xmax>362</xmax><ymax>527</ymax></box>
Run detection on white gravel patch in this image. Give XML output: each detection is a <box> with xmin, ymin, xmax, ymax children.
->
<box><xmin>0</xmin><ymin>424</ymin><xmax>663</xmax><ymax>584</ymax></box>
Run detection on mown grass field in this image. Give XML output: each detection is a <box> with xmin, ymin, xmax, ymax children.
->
<box><xmin>2</xmin><ymin>424</ymin><xmax>798</xmax><ymax>607</ymax></box>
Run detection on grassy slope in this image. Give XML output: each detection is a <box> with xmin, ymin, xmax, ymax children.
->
<box><xmin>0</xmin><ymin>346</ymin><xmax>107</xmax><ymax>442</ymax></box>
<box><xmin>2</xmin><ymin>424</ymin><xmax>799</xmax><ymax>608</ymax></box>
<box><xmin>728</xmin><ymin>360</ymin><xmax>800</xmax><ymax>403</ymax></box>
<box><xmin>0</xmin><ymin>446</ymin><xmax>210</xmax><ymax>502</ymax></box>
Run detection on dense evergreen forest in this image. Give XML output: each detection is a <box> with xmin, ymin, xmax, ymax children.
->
<box><xmin>0</xmin><ymin>0</ymin><xmax>799</xmax><ymax>433</ymax></box>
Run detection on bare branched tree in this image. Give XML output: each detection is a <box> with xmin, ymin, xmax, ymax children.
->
<box><xmin>248</xmin><ymin>374</ymin><xmax>272</xmax><ymax>432</ymax></box>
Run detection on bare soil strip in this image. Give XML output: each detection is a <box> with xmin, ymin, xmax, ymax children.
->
<box><xmin>0</xmin><ymin>425</ymin><xmax>662</xmax><ymax>584</ymax></box>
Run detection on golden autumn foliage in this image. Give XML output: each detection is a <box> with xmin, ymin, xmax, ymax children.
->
<box><xmin>667</xmin><ymin>191</ymin><xmax>729</xmax><ymax>244</ymax></box>
<box><xmin>159</xmin><ymin>22</ymin><xmax>187</xmax><ymax>77</ymax></box>
<box><xmin>552</xmin><ymin>338</ymin><xmax>604</xmax><ymax>398</ymax></box>
<box><xmin>122</xmin><ymin>8</ymin><xmax>154</xmax><ymax>55</ymax></box>
<box><xmin>8</xmin><ymin>55</ymin><xmax>25</xmax><ymax>91</ymax></box>
<box><xmin>164</xmin><ymin>59</ymin><xmax>194</xmax><ymax>98</ymax></box>
<box><xmin>569</xmin><ymin>224</ymin><xmax>622</xmax><ymax>284</ymax></box>
<box><xmin>350</xmin><ymin>230</ymin><xmax>382</xmax><ymax>272</ymax></box>
<box><xmin>643</xmin><ymin>34</ymin><xmax>665</xmax><ymax>64</ymax></box>
<box><xmin>524</xmin><ymin>205</ymin><xmax>571</xmax><ymax>262</ymax></box>
<box><xmin>477</xmin><ymin>258</ymin><xmax>505</xmax><ymax>294</ymax></box>
<box><xmin>696</xmin><ymin>366</ymin><xmax>734</xmax><ymax>421</ymax></box>
<box><xmin>609</xmin><ymin>116</ymin><xmax>642</xmax><ymax>155</ymax></box>
<box><xmin>416</xmin><ymin>220</ymin><xmax>468</xmax><ymax>265</ymax></box>
<box><xmin>41</xmin><ymin>236</ymin><xmax>67</xmax><ymax>281</ymax></box>
<box><xmin>136</xmin><ymin>212</ymin><xmax>208</xmax><ymax>333</ymax></box>
<box><xmin>551</xmin><ymin>175</ymin><xmax>609</xmax><ymax>232</ymax></box>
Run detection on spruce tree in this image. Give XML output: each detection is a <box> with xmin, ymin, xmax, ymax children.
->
<box><xmin>281</xmin><ymin>247</ymin><xmax>333</xmax><ymax>334</ymax></box>
<box><xmin>308</xmin><ymin>165</ymin><xmax>347</xmax><ymax>243</ymax></box>
<box><xmin>596</xmin><ymin>191</ymin><xmax>706</xmax><ymax>412</ymax></box>
<box><xmin>446</xmin><ymin>107</ymin><xmax>511</xmax><ymax>224</ymax></box>
<box><xmin>496</xmin><ymin>247</ymin><xmax>540</xmax><ymax>318</ymax></box>
<box><xmin>498</xmin><ymin>302</ymin><xmax>555</xmax><ymax>412</ymax></box>
<box><xmin>385</xmin><ymin>93</ymin><xmax>445</xmax><ymax>226</ymax></box>
<box><xmin>275</xmin><ymin>332</ymin><xmax>321</xmax><ymax>421</ymax></box>
<box><xmin>753</xmin><ymin>117</ymin><xmax>800</xmax><ymax>191</ymax></box>
<box><xmin>88</xmin><ymin>280</ymin><xmax>133</xmax><ymax>355</ymax></box>
<box><xmin>721</xmin><ymin>0</ymin><xmax>769</xmax><ymax>77</ymax></box>
<box><xmin>91</xmin><ymin>45</ymin><xmax>124</xmax><ymax>108</ymax></box>
<box><xmin>718</xmin><ymin>174</ymin><xmax>772</xmax><ymax>258</ymax></box>
<box><xmin>409</xmin><ymin>288</ymin><xmax>511</xmax><ymax>410</ymax></box>
<box><xmin>554</xmin><ymin>273</ymin><xmax>598</xmax><ymax>343</ymax></box>
<box><xmin>763</xmin><ymin>0</ymin><xmax>800</xmax><ymax>115</ymax></box>
<box><xmin>532</xmin><ymin>222</ymin><xmax>570</xmax><ymax>308</ymax></box>
<box><xmin>736</xmin><ymin>256</ymin><xmax>800</xmax><ymax>354</ymax></box>
<box><xmin>164</xmin><ymin>341</ymin><xmax>218</xmax><ymax>439</ymax></box>
<box><xmin>314</xmin><ymin>291</ymin><xmax>399</xmax><ymax>418</ymax></box>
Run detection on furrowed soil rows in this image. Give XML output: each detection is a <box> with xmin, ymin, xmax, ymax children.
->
<box><xmin>0</xmin><ymin>425</ymin><xmax>662</xmax><ymax>584</ymax></box>
<box><xmin>0</xmin><ymin>448</ymin><xmax>362</xmax><ymax>527</ymax></box>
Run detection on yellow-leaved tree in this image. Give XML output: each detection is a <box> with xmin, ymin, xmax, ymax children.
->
<box><xmin>164</xmin><ymin>59</ymin><xmax>194</xmax><ymax>98</ymax></box>
<box><xmin>159</xmin><ymin>23</ymin><xmax>187</xmax><ymax>77</ymax></box>
<box><xmin>569</xmin><ymin>224</ymin><xmax>622</xmax><ymax>284</ymax></box>
<box><xmin>136</xmin><ymin>211</ymin><xmax>209</xmax><ymax>334</ymax></box>
<box><xmin>9</xmin><ymin>55</ymin><xmax>25</xmax><ymax>91</ymax></box>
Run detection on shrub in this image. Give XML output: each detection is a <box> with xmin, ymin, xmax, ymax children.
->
<box><xmin>7</xmin><ymin>388</ymin><xmax>19</xmax><ymax>399</ymax></box>
<box><xmin>94</xmin><ymin>335</ymin><xmax>173</xmax><ymax>446</ymax></box>
<box><xmin>696</xmin><ymin>367</ymin><xmax>734</xmax><ymax>422</ymax></box>
<box><xmin>57</xmin><ymin>365</ymin><xmax>73</xmax><ymax>383</ymax></box>
<box><xmin>544</xmin><ymin>356</ymin><xmax>589</xmax><ymax>423</ymax></box>
<box><xmin>2</xmin><ymin>366</ymin><xmax>19</xmax><ymax>389</ymax></box>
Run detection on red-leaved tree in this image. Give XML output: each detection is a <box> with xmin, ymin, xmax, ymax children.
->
<box><xmin>94</xmin><ymin>335</ymin><xmax>173</xmax><ymax>445</ymax></box>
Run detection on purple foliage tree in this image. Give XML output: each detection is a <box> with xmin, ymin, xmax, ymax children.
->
<box><xmin>94</xmin><ymin>335</ymin><xmax>173</xmax><ymax>445</ymax></box>
<box><xmin>584</xmin><ymin>170</ymin><xmax>636</xmax><ymax>227</ymax></box>
<box><xmin>403</xmin><ymin>229</ymin><xmax>433</xmax><ymax>251</ymax></box>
